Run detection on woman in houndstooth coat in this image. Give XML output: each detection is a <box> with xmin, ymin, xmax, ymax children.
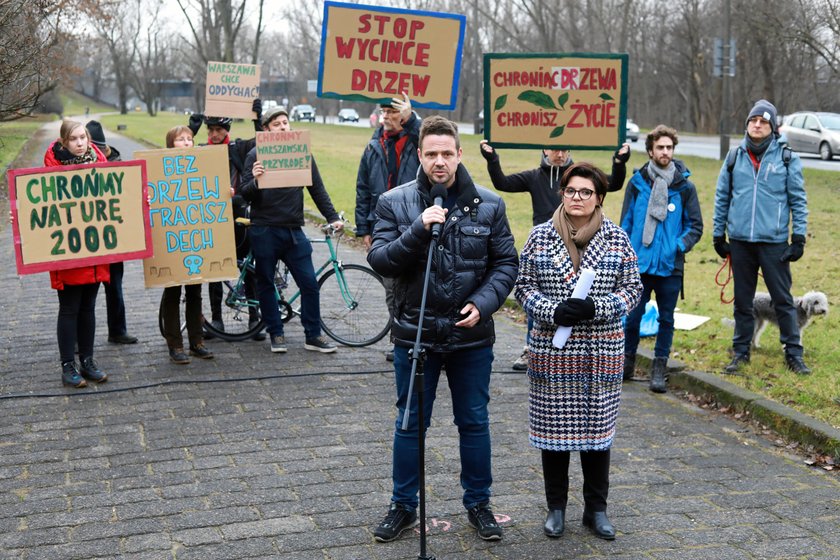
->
<box><xmin>515</xmin><ymin>162</ymin><xmax>641</xmax><ymax>541</ymax></box>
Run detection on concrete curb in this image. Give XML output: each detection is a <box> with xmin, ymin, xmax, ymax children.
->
<box><xmin>636</xmin><ymin>349</ymin><xmax>840</xmax><ymax>460</ymax></box>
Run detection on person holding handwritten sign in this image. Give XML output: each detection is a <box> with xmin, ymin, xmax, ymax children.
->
<box><xmin>514</xmin><ymin>163</ymin><xmax>640</xmax><ymax>541</ymax></box>
<box><xmin>240</xmin><ymin>106</ymin><xmax>343</xmax><ymax>354</ymax></box>
<box><xmin>43</xmin><ymin>120</ymin><xmax>111</xmax><ymax>388</ymax></box>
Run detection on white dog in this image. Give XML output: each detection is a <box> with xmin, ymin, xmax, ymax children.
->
<box><xmin>723</xmin><ymin>291</ymin><xmax>830</xmax><ymax>348</ymax></box>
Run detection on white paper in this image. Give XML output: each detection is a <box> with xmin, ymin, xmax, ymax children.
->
<box><xmin>552</xmin><ymin>268</ymin><xmax>596</xmax><ymax>349</ymax></box>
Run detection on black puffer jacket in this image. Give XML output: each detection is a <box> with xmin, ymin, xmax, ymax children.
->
<box><xmin>367</xmin><ymin>164</ymin><xmax>519</xmax><ymax>351</ymax></box>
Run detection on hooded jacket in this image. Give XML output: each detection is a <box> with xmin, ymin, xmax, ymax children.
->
<box><xmin>713</xmin><ymin>134</ymin><xmax>807</xmax><ymax>243</ymax></box>
<box><xmin>354</xmin><ymin>113</ymin><xmax>421</xmax><ymax>236</ymax></box>
<box><xmin>621</xmin><ymin>159</ymin><xmax>703</xmax><ymax>277</ymax></box>
<box><xmin>367</xmin><ymin>164</ymin><xmax>518</xmax><ymax>352</ymax></box>
<box><xmin>43</xmin><ymin>140</ymin><xmax>111</xmax><ymax>290</ymax></box>
<box><xmin>484</xmin><ymin>151</ymin><xmax>628</xmax><ymax>226</ymax></box>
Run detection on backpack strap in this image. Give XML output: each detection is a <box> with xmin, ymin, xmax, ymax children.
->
<box><xmin>726</xmin><ymin>146</ymin><xmax>740</xmax><ymax>196</ymax></box>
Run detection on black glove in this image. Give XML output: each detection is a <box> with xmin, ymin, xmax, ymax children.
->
<box><xmin>713</xmin><ymin>236</ymin><xmax>730</xmax><ymax>259</ymax></box>
<box><xmin>188</xmin><ymin>113</ymin><xmax>204</xmax><ymax>136</ymax></box>
<box><xmin>251</xmin><ymin>99</ymin><xmax>263</xmax><ymax>131</ymax></box>
<box><xmin>781</xmin><ymin>234</ymin><xmax>805</xmax><ymax>262</ymax></box>
<box><xmin>613</xmin><ymin>148</ymin><xmax>630</xmax><ymax>164</ymax></box>
<box><xmin>565</xmin><ymin>297</ymin><xmax>596</xmax><ymax>322</ymax></box>
<box><xmin>553</xmin><ymin>303</ymin><xmax>577</xmax><ymax>327</ymax></box>
<box><xmin>479</xmin><ymin>143</ymin><xmax>498</xmax><ymax>163</ymax></box>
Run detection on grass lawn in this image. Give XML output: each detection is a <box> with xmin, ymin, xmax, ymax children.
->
<box><xmin>0</xmin><ymin>118</ymin><xmax>49</xmax><ymax>176</ymax></box>
<box><xmin>98</xmin><ymin>114</ymin><xmax>840</xmax><ymax>429</ymax></box>
<box><xmin>60</xmin><ymin>90</ymin><xmax>116</xmax><ymax>118</ymax></box>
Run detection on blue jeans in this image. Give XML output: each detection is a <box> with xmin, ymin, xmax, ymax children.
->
<box><xmin>391</xmin><ymin>345</ymin><xmax>494</xmax><ymax>510</ymax></box>
<box><xmin>624</xmin><ymin>273</ymin><xmax>682</xmax><ymax>359</ymax></box>
<box><xmin>730</xmin><ymin>240</ymin><xmax>801</xmax><ymax>356</ymax></box>
<box><xmin>249</xmin><ymin>226</ymin><xmax>321</xmax><ymax>339</ymax></box>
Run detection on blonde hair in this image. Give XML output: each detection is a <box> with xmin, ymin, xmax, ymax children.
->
<box><xmin>166</xmin><ymin>125</ymin><xmax>194</xmax><ymax>148</ymax></box>
<box><xmin>59</xmin><ymin>119</ymin><xmax>87</xmax><ymax>147</ymax></box>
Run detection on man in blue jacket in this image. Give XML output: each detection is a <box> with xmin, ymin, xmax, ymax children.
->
<box><xmin>713</xmin><ymin>99</ymin><xmax>810</xmax><ymax>375</ymax></box>
<box><xmin>368</xmin><ymin>116</ymin><xmax>518</xmax><ymax>543</ymax></box>
<box><xmin>621</xmin><ymin>125</ymin><xmax>703</xmax><ymax>392</ymax></box>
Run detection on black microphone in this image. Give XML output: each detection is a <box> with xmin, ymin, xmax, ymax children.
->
<box><xmin>429</xmin><ymin>183</ymin><xmax>447</xmax><ymax>239</ymax></box>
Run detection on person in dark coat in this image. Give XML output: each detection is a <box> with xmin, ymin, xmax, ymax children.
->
<box><xmin>85</xmin><ymin>120</ymin><xmax>138</xmax><ymax>345</ymax></box>
<box><xmin>479</xmin><ymin>140</ymin><xmax>631</xmax><ymax>371</ymax></box>
<box><xmin>367</xmin><ymin>116</ymin><xmax>518</xmax><ymax>543</ymax></box>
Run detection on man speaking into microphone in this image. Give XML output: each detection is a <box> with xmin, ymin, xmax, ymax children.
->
<box><xmin>367</xmin><ymin>116</ymin><xmax>518</xmax><ymax>543</ymax></box>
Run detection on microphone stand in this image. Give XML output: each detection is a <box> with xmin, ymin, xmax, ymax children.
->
<box><xmin>401</xmin><ymin>227</ymin><xmax>438</xmax><ymax>560</ymax></box>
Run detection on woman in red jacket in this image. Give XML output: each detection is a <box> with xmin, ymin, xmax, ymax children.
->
<box><xmin>45</xmin><ymin>120</ymin><xmax>111</xmax><ymax>388</ymax></box>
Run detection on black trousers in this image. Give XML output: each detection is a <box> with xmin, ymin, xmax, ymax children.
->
<box><xmin>730</xmin><ymin>239</ymin><xmax>802</xmax><ymax>356</ymax></box>
<box><xmin>541</xmin><ymin>448</ymin><xmax>610</xmax><ymax>512</ymax></box>
<box><xmin>57</xmin><ymin>283</ymin><xmax>100</xmax><ymax>363</ymax></box>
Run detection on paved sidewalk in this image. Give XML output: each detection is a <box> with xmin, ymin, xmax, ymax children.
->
<box><xmin>1</xmin><ymin>124</ymin><xmax>839</xmax><ymax>559</ymax></box>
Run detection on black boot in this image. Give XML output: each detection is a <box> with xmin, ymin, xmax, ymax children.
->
<box><xmin>649</xmin><ymin>357</ymin><xmax>668</xmax><ymax>393</ymax></box>
<box><xmin>623</xmin><ymin>353</ymin><xmax>636</xmax><ymax>381</ymax></box>
<box><xmin>62</xmin><ymin>361</ymin><xmax>87</xmax><ymax>388</ymax></box>
<box><xmin>544</xmin><ymin>508</ymin><xmax>565</xmax><ymax>538</ymax></box>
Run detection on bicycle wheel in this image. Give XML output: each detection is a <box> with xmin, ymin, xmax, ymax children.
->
<box><xmin>203</xmin><ymin>280</ymin><xmax>263</xmax><ymax>341</ymax></box>
<box><xmin>318</xmin><ymin>264</ymin><xmax>392</xmax><ymax>347</ymax></box>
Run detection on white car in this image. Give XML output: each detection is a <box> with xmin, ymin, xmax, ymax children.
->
<box><xmin>626</xmin><ymin>119</ymin><xmax>640</xmax><ymax>142</ymax></box>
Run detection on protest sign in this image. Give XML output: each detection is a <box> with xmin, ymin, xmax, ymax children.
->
<box><xmin>7</xmin><ymin>161</ymin><xmax>152</xmax><ymax>275</ymax></box>
<box><xmin>135</xmin><ymin>145</ymin><xmax>238</xmax><ymax>287</ymax></box>
<box><xmin>255</xmin><ymin>130</ymin><xmax>312</xmax><ymax>188</ymax></box>
<box><xmin>204</xmin><ymin>61</ymin><xmax>261</xmax><ymax>119</ymax></box>
<box><xmin>483</xmin><ymin>53</ymin><xmax>629</xmax><ymax>149</ymax></box>
<box><xmin>318</xmin><ymin>1</ymin><xmax>465</xmax><ymax>109</ymax></box>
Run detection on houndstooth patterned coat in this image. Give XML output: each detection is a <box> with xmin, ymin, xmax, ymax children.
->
<box><xmin>514</xmin><ymin>218</ymin><xmax>642</xmax><ymax>451</ymax></box>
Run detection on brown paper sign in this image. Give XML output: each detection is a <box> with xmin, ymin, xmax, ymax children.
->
<box><xmin>204</xmin><ymin>61</ymin><xmax>261</xmax><ymax>119</ymax></box>
<box><xmin>483</xmin><ymin>53</ymin><xmax>629</xmax><ymax>149</ymax></box>
<box><xmin>7</xmin><ymin>161</ymin><xmax>152</xmax><ymax>275</ymax></box>
<box><xmin>318</xmin><ymin>1</ymin><xmax>465</xmax><ymax>109</ymax></box>
<box><xmin>135</xmin><ymin>145</ymin><xmax>238</xmax><ymax>287</ymax></box>
<box><xmin>255</xmin><ymin>130</ymin><xmax>313</xmax><ymax>189</ymax></box>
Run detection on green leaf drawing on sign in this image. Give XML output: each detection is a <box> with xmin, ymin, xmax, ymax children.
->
<box><xmin>599</xmin><ymin>93</ymin><xmax>614</xmax><ymax>101</ymax></box>
<box><xmin>549</xmin><ymin>126</ymin><xmax>565</xmax><ymax>138</ymax></box>
<box><xmin>557</xmin><ymin>92</ymin><xmax>569</xmax><ymax>110</ymax></box>
<box><xmin>518</xmin><ymin>90</ymin><xmax>556</xmax><ymax>110</ymax></box>
<box><xmin>494</xmin><ymin>95</ymin><xmax>508</xmax><ymax>111</ymax></box>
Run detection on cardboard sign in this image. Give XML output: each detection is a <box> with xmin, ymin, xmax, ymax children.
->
<box><xmin>255</xmin><ymin>130</ymin><xmax>313</xmax><ymax>188</ymax></box>
<box><xmin>204</xmin><ymin>61</ymin><xmax>261</xmax><ymax>119</ymax></box>
<box><xmin>135</xmin><ymin>145</ymin><xmax>238</xmax><ymax>287</ymax></box>
<box><xmin>7</xmin><ymin>161</ymin><xmax>152</xmax><ymax>275</ymax></box>
<box><xmin>483</xmin><ymin>53</ymin><xmax>629</xmax><ymax>149</ymax></box>
<box><xmin>318</xmin><ymin>1</ymin><xmax>465</xmax><ymax>109</ymax></box>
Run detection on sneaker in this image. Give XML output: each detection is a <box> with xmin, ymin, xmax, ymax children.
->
<box><xmin>785</xmin><ymin>354</ymin><xmax>812</xmax><ymax>375</ymax></box>
<box><xmin>250</xmin><ymin>321</ymin><xmax>266</xmax><ymax>341</ymax></box>
<box><xmin>304</xmin><ymin>335</ymin><xmax>337</xmax><ymax>353</ymax></box>
<box><xmin>61</xmin><ymin>361</ymin><xmax>87</xmax><ymax>388</ymax></box>
<box><xmin>723</xmin><ymin>353</ymin><xmax>750</xmax><ymax>375</ymax></box>
<box><xmin>189</xmin><ymin>344</ymin><xmax>214</xmax><ymax>359</ymax></box>
<box><xmin>511</xmin><ymin>346</ymin><xmax>528</xmax><ymax>371</ymax></box>
<box><xmin>79</xmin><ymin>356</ymin><xmax>108</xmax><ymax>383</ymax></box>
<box><xmin>169</xmin><ymin>348</ymin><xmax>191</xmax><ymax>364</ymax></box>
<box><xmin>373</xmin><ymin>503</ymin><xmax>417</xmax><ymax>543</ymax></box>
<box><xmin>467</xmin><ymin>502</ymin><xmax>503</xmax><ymax>541</ymax></box>
<box><xmin>270</xmin><ymin>335</ymin><xmax>287</xmax><ymax>353</ymax></box>
<box><xmin>108</xmin><ymin>333</ymin><xmax>138</xmax><ymax>344</ymax></box>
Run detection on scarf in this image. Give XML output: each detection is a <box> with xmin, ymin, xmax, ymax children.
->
<box><xmin>53</xmin><ymin>144</ymin><xmax>99</xmax><ymax>165</ymax></box>
<box><xmin>642</xmin><ymin>161</ymin><xmax>675</xmax><ymax>247</ymax></box>
<box><xmin>746</xmin><ymin>134</ymin><xmax>772</xmax><ymax>158</ymax></box>
<box><xmin>552</xmin><ymin>202</ymin><xmax>603</xmax><ymax>272</ymax></box>
<box><xmin>381</xmin><ymin>129</ymin><xmax>407</xmax><ymax>190</ymax></box>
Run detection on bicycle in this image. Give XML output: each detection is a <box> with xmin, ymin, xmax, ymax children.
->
<box><xmin>200</xmin><ymin>217</ymin><xmax>392</xmax><ymax>347</ymax></box>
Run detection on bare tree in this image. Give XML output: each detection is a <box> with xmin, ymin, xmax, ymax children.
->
<box><xmin>130</xmin><ymin>0</ymin><xmax>169</xmax><ymax>116</ymax></box>
<box><xmin>92</xmin><ymin>0</ymin><xmax>140</xmax><ymax>114</ymax></box>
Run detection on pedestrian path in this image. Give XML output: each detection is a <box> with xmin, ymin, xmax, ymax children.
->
<box><xmin>0</xmin><ymin>122</ymin><xmax>838</xmax><ymax>559</ymax></box>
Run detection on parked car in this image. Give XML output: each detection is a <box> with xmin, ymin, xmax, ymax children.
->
<box><xmin>474</xmin><ymin>109</ymin><xmax>484</xmax><ymax>135</ymax></box>
<box><xmin>780</xmin><ymin>111</ymin><xmax>840</xmax><ymax>160</ymax></box>
<box><xmin>290</xmin><ymin>104</ymin><xmax>316</xmax><ymax>122</ymax></box>
<box><xmin>338</xmin><ymin>108</ymin><xmax>359</xmax><ymax>123</ymax></box>
<box><xmin>626</xmin><ymin>118</ymin><xmax>640</xmax><ymax>142</ymax></box>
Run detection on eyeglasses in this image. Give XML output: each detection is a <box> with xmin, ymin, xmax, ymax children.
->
<box><xmin>562</xmin><ymin>187</ymin><xmax>594</xmax><ymax>200</ymax></box>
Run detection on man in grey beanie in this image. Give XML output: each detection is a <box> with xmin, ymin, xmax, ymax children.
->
<box><xmin>712</xmin><ymin>99</ymin><xmax>810</xmax><ymax>375</ymax></box>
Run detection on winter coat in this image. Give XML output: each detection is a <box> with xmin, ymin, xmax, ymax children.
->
<box><xmin>43</xmin><ymin>140</ymin><xmax>111</xmax><ymax>290</ymax></box>
<box><xmin>240</xmin><ymin>148</ymin><xmax>339</xmax><ymax>228</ymax></box>
<box><xmin>367</xmin><ymin>164</ymin><xmax>519</xmax><ymax>352</ymax></box>
<box><xmin>620</xmin><ymin>160</ymin><xmax>703</xmax><ymax>277</ymax></box>
<box><xmin>354</xmin><ymin>113</ymin><xmax>421</xmax><ymax>236</ymax></box>
<box><xmin>484</xmin><ymin>152</ymin><xmax>628</xmax><ymax>226</ymax></box>
<box><xmin>514</xmin><ymin>218</ymin><xmax>641</xmax><ymax>451</ymax></box>
<box><xmin>713</xmin><ymin>134</ymin><xmax>808</xmax><ymax>243</ymax></box>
